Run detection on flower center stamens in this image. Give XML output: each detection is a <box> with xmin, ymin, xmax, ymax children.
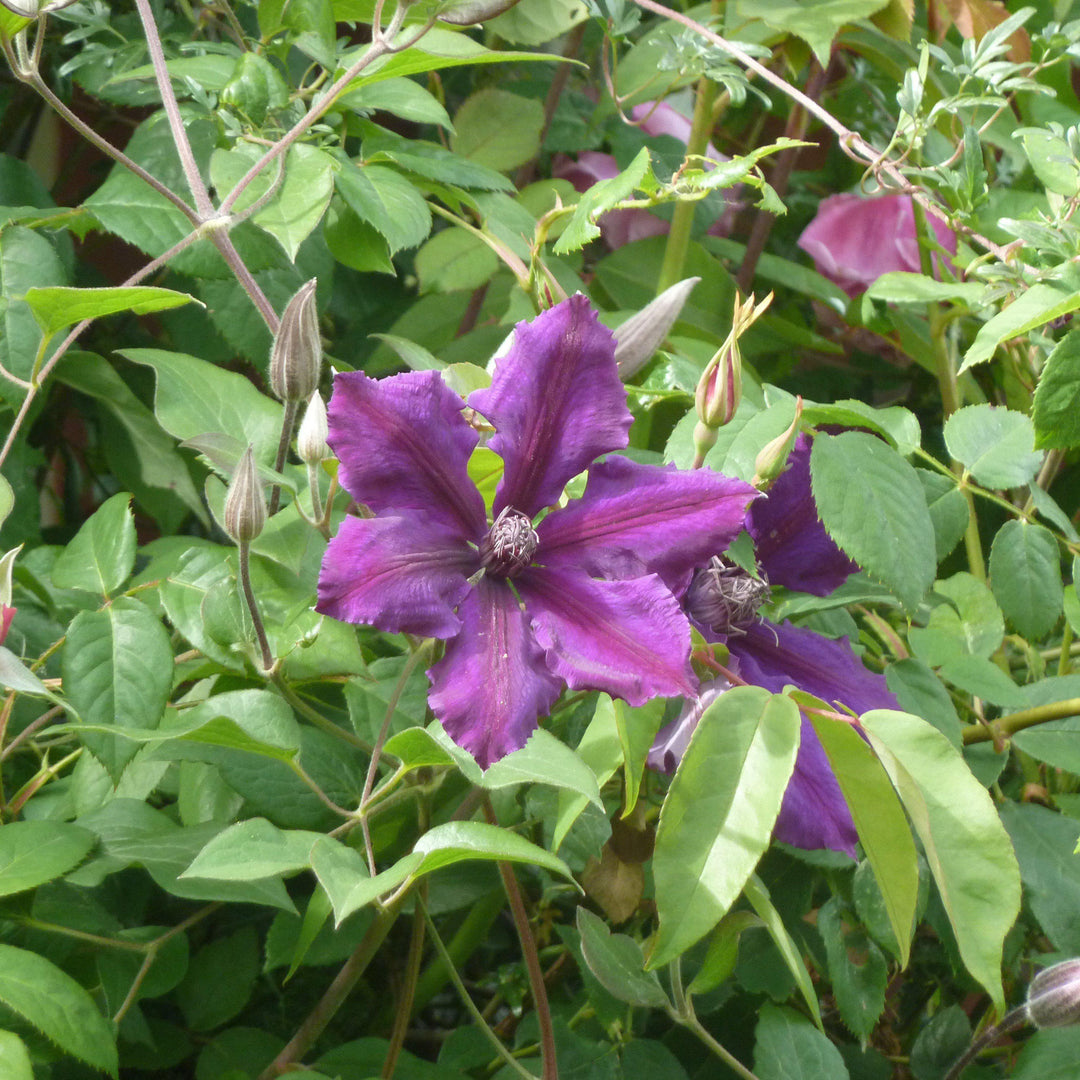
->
<box><xmin>686</xmin><ymin>556</ymin><xmax>770</xmax><ymax>635</ymax></box>
<box><xmin>479</xmin><ymin>507</ymin><xmax>539</xmax><ymax>579</ymax></box>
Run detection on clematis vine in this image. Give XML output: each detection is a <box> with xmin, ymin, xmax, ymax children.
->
<box><xmin>797</xmin><ymin>192</ymin><xmax>957</xmax><ymax>297</ymax></box>
<box><xmin>648</xmin><ymin>434</ymin><xmax>899</xmax><ymax>855</ymax></box>
<box><xmin>317</xmin><ymin>296</ymin><xmax>758</xmax><ymax>766</ymax></box>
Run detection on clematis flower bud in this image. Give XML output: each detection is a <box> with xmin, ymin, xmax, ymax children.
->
<box><xmin>297</xmin><ymin>392</ymin><xmax>330</xmax><ymax>465</ymax></box>
<box><xmin>1027</xmin><ymin>959</ymin><xmax>1080</xmax><ymax>1029</ymax></box>
<box><xmin>614</xmin><ymin>277</ymin><xmax>700</xmax><ymax>379</ymax></box>
<box><xmin>0</xmin><ymin>545</ymin><xmax>20</xmax><ymax>647</ymax></box>
<box><xmin>224</xmin><ymin>445</ymin><xmax>266</xmax><ymax>544</ymax></box>
<box><xmin>752</xmin><ymin>396</ymin><xmax>803</xmax><ymax>488</ymax></box>
<box><xmin>269</xmin><ymin>278</ymin><xmax>321</xmax><ymax>403</ymax></box>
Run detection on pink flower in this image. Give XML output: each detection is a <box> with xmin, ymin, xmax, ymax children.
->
<box><xmin>0</xmin><ymin>606</ymin><xmax>13</xmax><ymax>647</ymax></box>
<box><xmin>797</xmin><ymin>193</ymin><xmax>957</xmax><ymax>297</ymax></box>
<box><xmin>551</xmin><ymin>101</ymin><xmax>738</xmax><ymax>250</ymax></box>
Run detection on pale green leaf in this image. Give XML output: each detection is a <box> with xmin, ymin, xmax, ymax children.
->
<box><xmin>51</xmin><ymin>491</ymin><xmax>136</xmax><ymax>596</ymax></box>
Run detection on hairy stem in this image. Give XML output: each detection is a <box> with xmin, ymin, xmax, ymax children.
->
<box><xmin>238</xmin><ymin>540</ymin><xmax>274</xmax><ymax>672</ymax></box>
<box><xmin>483</xmin><ymin>798</ymin><xmax>557</xmax><ymax>1080</ymax></box>
<box><xmin>256</xmin><ymin>896</ymin><xmax>406</xmax><ymax>1079</ymax></box>
<box><xmin>269</xmin><ymin>400</ymin><xmax>299</xmax><ymax>515</ymax></box>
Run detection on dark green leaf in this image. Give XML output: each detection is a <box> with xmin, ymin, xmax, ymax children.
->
<box><xmin>51</xmin><ymin>492</ymin><xmax>136</xmax><ymax>596</ymax></box>
<box><xmin>336</xmin><ymin>162</ymin><xmax>432</xmax><ymax>254</ymax></box>
<box><xmin>576</xmin><ymin>907</ymin><xmax>670</xmax><ymax>1008</ymax></box>
<box><xmin>62</xmin><ymin>597</ymin><xmax>173</xmax><ymax>779</ymax></box>
<box><xmin>818</xmin><ymin>897</ymin><xmax>888</xmax><ymax>1042</ymax></box>
<box><xmin>752</xmin><ymin>1003</ymin><xmax>850</xmax><ymax>1080</ymax></box>
<box><xmin>0</xmin><ymin>944</ymin><xmax>118</xmax><ymax>1076</ymax></box>
<box><xmin>989</xmin><ymin>520</ymin><xmax>1063</xmax><ymax>639</ymax></box>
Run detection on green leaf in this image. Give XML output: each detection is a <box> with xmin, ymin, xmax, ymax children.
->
<box><xmin>0</xmin><ymin>473</ymin><xmax>11</xmax><ymax>529</ymax></box>
<box><xmin>960</xmin><ymin>284</ymin><xmax>1080</xmax><ymax>373</ymax></box>
<box><xmin>943</xmin><ymin>404</ymin><xmax>1041</xmax><ymax>488</ymax></box>
<box><xmin>743</xmin><ymin>876</ymin><xmax>823</xmax><ymax>1028</ymax></box>
<box><xmin>865</xmin><ymin>272</ymin><xmax>985</xmax><ymax>305</ymax></box>
<box><xmin>989</xmin><ymin>520</ymin><xmax>1063</xmax><ymax>640</ymax></box>
<box><xmin>752</xmin><ymin>1004</ymin><xmax>851</xmax><ymax>1080</ymax></box>
<box><xmin>613</xmin><ymin>698</ymin><xmax>664</xmax><ymax>817</ymax></box>
<box><xmin>1013</xmin><ymin>1025</ymin><xmax>1080</xmax><ymax>1078</ymax></box>
<box><xmin>808</xmin><ymin>713</ymin><xmax>917</xmax><ymax>968</ymax></box>
<box><xmin>1000</xmin><ymin>802</ymin><xmax>1080</xmax><ymax>956</ymax></box>
<box><xmin>412</xmin><ymin>821</ymin><xmax>576</xmax><ymax>882</ymax></box>
<box><xmin>84</xmin><ymin>111</ymin><xmax>223</xmax><ymax>278</ymax></box>
<box><xmin>1034</xmin><ymin>329</ymin><xmax>1080</xmax><ymax>449</ymax></box>
<box><xmin>1018</xmin><ymin>129</ymin><xmax>1080</xmax><ymax>197</ymax></box>
<box><xmin>51</xmin><ymin>491</ymin><xmax>136</xmax><ymax>596</ymax></box>
<box><xmin>23</xmin><ymin>285</ymin><xmax>195</xmax><ymax>339</ymax></box>
<box><xmin>916</xmin><ymin>468</ymin><xmax>968</xmax><ymax>561</ymax></box>
<box><xmin>650</xmin><ymin>687</ymin><xmax>800</xmax><ymax>967</ymax></box>
<box><xmin>0</xmin><ymin>226</ymin><xmax>67</xmax><ymax>404</ymax></box>
<box><xmin>800</xmin><ymin>398</ymin><xmax>921</xmax><ymax>457</ymax></box>
<box><xmin>554</xmin><ymin>147</ymin><xmax>652</xmax><ymax>255</ymax></box>
<box><xmin>121</xmin><ymin>348</ymin><xmax>283</xmax><ymax>462</ymax></box>
<box><xmin>0</xmin><ymin>821</ymin><xmax>95</xmax><ymax>898</ymax></box>
<box><xmin>810</xmin><ymin>432</ymin><xmax>935</xmax><ymax>611</ymax></box>
<box><xmin>414</xmin><ymin>226</ymin><xmax>498</xmax><ymax>293</ymax></box>
<box><xmin>481</xmin><ymin>728</ymin><xmax>603</xmax><ymax>808</ymax></box>
<box><xmin>368</xmin><ymin>332</ymin><xmax>444</xmax><ymax>371</ymax></box>
<box><xmin>176</xmin><ymin>689</ymin><xmax>302</xmax><ymax>761</ymax></box>
<box><xmin>62</xmin><ymin>597</ymin><xmax>174</xmax><ymax>779</ymax></box>
<box><xmin>451</xmin><ymin>88</ymin><xmax>544</xmax><ymax>172</ymax></box>
<box><xmin>0</xmin><ymin>646</ymin><xmax>59</xmax><ymax>700</ymax></box>
<box><xmin>175</xmin><ymin>926</ymin><xmax>260</xmax><ymax>1032</ymax></box>
<box><xmin>553</xmin><ymin>695</ymin><xmax>623</xmax><ymax>853</ymax></box>
<box><xmin>210</xmin><ymin>143</ymin><xmax>336</xmax><ymax>261</ymax></box>
<box><xmin>309</xmin><ymin>837</ymin><xmax>422</xmax><ymax>926</ymax></box>
<box><xmin>909</xmin><ymin>572</ymin><xmax>1004</xmax><ymax>665</ymax></box>
<box><xmin>861</xmin><ymin>710</ymin><xmax>1021</xmax><ymax>1012</ymax></box>
<box><xmin>817</xmin><ymin>897</ymin><xmax>888</xmax><ymax>1043</ymax></box>
<box><xmin>0</xmin><ymin>944</ymin><xmax>118</xmax><ymax>1077</ymax></box>
<box><xmin>335</xmin><ymin>162</ymin><xmax>432</xmax><ymax>254</ymax></box>
<box><xmin>53</xmin><ymin>352</ymin><xmax>206</xmax><ymax>524</ymax></box>
<box><xmin>488</xmin><ymin>0</ymin><xmax>588</xmax><ymax>44</ymax></box>
<box><xmin>182</xmin><ymin>819</ymin><xmax>322</xmax><ymax>882</ymax></box>
<box><xmin>336</xmin><ymin>77</ymin><xmax>452</xmax><ymax>130</ymax></box>
<box><xmin>1011</xmin><ymin>676</ymin><xmax>1080</xmax><ymax>772</ymax></box>
<box><xmin>0</xmin><ymin>1031</ymin><xmax>32</xmax><ymax>1080</ymax></box>
<box><xmin>576</xmin><ymin>907</ymin><xmax>670</xmax><ymax>1009</ymax></box>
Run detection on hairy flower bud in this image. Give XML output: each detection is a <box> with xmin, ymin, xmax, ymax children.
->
<box><xmin>1027</xmin><ymin>959</ymin><xmax>1080</xmax><ymax>1029</ymax></box>
<box><xmin>224</xmin><ymin>445</ymin><xmax>266</xmax><ymax>544</ymax></box>
<box><xmin>696</xmin><ymin>291</ymin><xmax>772</xmax><ymax>430</ymax></box>
<box><xmin>0</xmin><ymin>545</ymin><xmax>19</xmax><ymax>647</ymax></box>
<box><xmin>614</xmin><ymin>277</ymin><xmax>700</xmax><ymax>379</ymax></box>
<box><xmin>297</xmin><ymin>392</ymin><xmax>331</xmax><ymax>465</ymax></box>
<box><xmin>269</xmin><ymin>278</ymin><xmax>321</xmax><ymax>403</ymax></box>
<box><xmin>752</xmin><ymin>396</ymin><xmax>803</xmax><ymax>488</ymax></box>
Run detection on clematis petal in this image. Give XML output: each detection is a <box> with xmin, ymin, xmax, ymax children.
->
<box><xmin>775</xmin><ymin>719</ymin><xmax>858</xmax><ymax>856</ymax></box>
<box><xmin>518</xmin><ymin>566</ymin><xmax>695</xmax><ymax>705</ymax></box>
<box><xmin>749</xmin><ymin>435</ymin><xmax>858</xmax><ymax>596</ymax></box>
<box><xmin>428</xmin><ymin>577</ymin><xmax>562</xmax><ymax>768</ymax></box>
<box><xmin>327</xmin><ymin>369</ymin><xmax>486</xmax><ymax>540</ymax></box>
<box><xmin>470</xmin><ymin>295</ymin><xmax>631</xmax><ymax>518</ymax></box>
<box><xmin>727</xmin><ymin>619</ymin><xmax>898</xmax><ymax>717</ymax></box>
<box><xmin>538</xmin><ymin>456</ymin><xmax>759</xmax><ymax>592</ymax></box>
<box><xmin>316</xmin><ymin>513</ymin><xmax>477</xmax><ymax>638</ymax></box>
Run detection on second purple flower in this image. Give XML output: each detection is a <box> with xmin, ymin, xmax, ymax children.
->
<box><xmin>317</xmin><ymin>296</ymin><xmax>758</xmax><ymax>766</ymax></box>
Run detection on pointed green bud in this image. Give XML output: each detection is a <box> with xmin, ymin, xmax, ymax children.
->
<box><xmin>297</xmin><ymin>392</ymin><xmax>330</xmax><ymax>465</ymax></box>
<box><xmin>1027</xmin><ymin>959</ymin><xmax>1080</xmax><ymax>1029</ymax></box>
<box><xmin>224</xmin><ymin>445</ymin><xmax>266</xmax><ymax>544</ymax></box>
<box><xmin>614</xmin><ymin>277</ymin><xmax>701</xmax><ymax>379</ymax></box>
<box><xmin>696</xmin><ymin>291</ymin><xmax>772</xmax><ymax>430</ymax></box>
<box><xmin>269</xmin><ymin>278</ymin><xmax>321</xmax><ymax>403</ymax></box>
<box><xmin>752</xmin><ymin>396</ymin><xmax>803</xmax><ymax>488</ymax></box>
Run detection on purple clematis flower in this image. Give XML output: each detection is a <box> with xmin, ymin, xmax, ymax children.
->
<box><xmin>317</xmin><ymin>296</ymin><xmax>759</xmax><ymax>766</ymax></box>
<box><xmin>649</xmin><ymin>434</ymin><xmax>899</xmax><ymax>855</ymax></box>
<box><xmin>797</xmin><ymin>193</ymin><xmax>957</xmax><ymax>298</ymax></box>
